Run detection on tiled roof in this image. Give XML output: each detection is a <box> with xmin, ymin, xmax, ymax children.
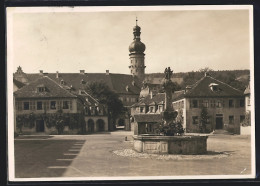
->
<box><xmin>133</xmin><ymin>93</ymin><xmax>165</xmax><ymax>107</ymax></box>
<box><xmin>24</xmin><ymin>73</ymin><xmax>142</xmax><ymax>95</ymax></box>
<box><xmin>184</xmin><ymin>75</ymin><xmax>244</xmax><ymax>98</ymax></box>
<box><xmin>134</xmin><ymin>114</ymin><xmax>162</xmax><ymax>123</ymax></box>
<box><xmin>13</xmin><ymin>79</ymin><xmax>25</xmax><ymax>89</ymax></box>
<box><xmin>172</xmin><ymin>90</ymin><xmax>185</xmax><ymax>101</ymax></box>
<box><xmin>77</xmin><ymin>91</ymin><xmax>99</xmax><ymax>106</ymax></box>
<box><xmin>14</xmin><ymin>76</ymin><xmax>77</xmax><ymax>99</ymax></box>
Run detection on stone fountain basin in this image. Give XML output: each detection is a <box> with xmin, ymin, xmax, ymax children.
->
<box><xmin>133</xmin><ymin>134</ymin><xmax>208</xmax><ymax>155</ymax></box>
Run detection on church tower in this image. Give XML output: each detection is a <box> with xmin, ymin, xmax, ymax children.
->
<box><xmin>128</xmin><ymin>18</ymin><xmax>146</xmax><ymax>80</ymax></box>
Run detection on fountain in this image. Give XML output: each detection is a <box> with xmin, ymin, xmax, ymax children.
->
<box><xmin>133</xmin><ymin>67</ymin><xmax>208</xmax><ymax>154</ymax></box>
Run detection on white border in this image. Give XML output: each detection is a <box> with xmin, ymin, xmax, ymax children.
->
<box><xmin>7</xmin><ymin>5</ymin><xmax>255</xmax><ymax>181</ymax></box>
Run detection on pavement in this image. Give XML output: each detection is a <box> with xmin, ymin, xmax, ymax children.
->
<box><xmin>14</xmin><ymin>131</ymin><xmax>252</xmax><ymax>178</ymax></box>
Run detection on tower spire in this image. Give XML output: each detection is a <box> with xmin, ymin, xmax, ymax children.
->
<box><xmin>128</xmin><ymin>19</ymin><xmax>146</xmax><ymax>80</ymax></box>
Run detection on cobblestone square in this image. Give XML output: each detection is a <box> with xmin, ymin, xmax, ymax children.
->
<box><xmin>14</xmin><ymin>132</ymin><xmax>252</xmax><ymax>178</ymax></box>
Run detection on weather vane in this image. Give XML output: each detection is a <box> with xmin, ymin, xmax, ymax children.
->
<box><xmin>136</xmin><ymin>17</ymin><xmax>138</xmax><ymax>26</ymax></box>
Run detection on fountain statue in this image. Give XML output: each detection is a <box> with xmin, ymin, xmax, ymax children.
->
<box><xmin>133</xmin><ymin>67</ymin><xmax>208</xmax><ymax>154</ymax></box>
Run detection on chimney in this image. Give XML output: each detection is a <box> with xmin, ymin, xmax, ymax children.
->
<box><xmin>56</xmin><ymin>71</ymin><xmax>59</xmax><ymax>78</ymax></box>
<box><xmin>39</xmin><ymin>70</ymin><xmax>43</xmax><ymax>75</ymax></box>
<box><xmin>80</xmin><ymin>70</ymin><xmax>85</xmax><ymax>74</ymax></box>
<box><xmin>106</xmin><ymin>70</ymin><xmax>109</xmax><ymax>75</ymax></box>
<box><xmin>205</xmin><ymin>72</ymin><xmax>210</xmax><ymax>77</ymax></box>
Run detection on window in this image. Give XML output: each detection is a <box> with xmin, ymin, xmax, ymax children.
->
<box><xmin>37</xmin><ymin>87</ymin><xmax>45</xmax><ymax>92</ymax></box>
<box><xmin>158</xmin><ymin>105</ymin><xmax>163</xmax><ymax>112</ymax></box>
<box><xmin>126</xmin><ymin>97</ymin><xmax>130</xmax><ymax>102</ymax></box>
<box><xmin>216</xmin><ymin>100</ymin><xmax>222</xmax><ymax>108</ymax></box>
<box><xmin>37</xmin><ymin>101</ymin><xmax>43</xmax><ymax>110</ymax></box>
<box><xmin>140</xmin><ymin>107</ymin><xmax>144</xmax><ymax>113</ymax></box>
<box><xmin>23</xmin><ymin>102</ymin><xmax>29</xmax><ymax>110</ymax></box>
<box><xmin>131</xmin><ymin>98</ymin><xmax>136</xmax><ymax>102</ymax></box>
<box><xmin>50</xmin><ymin>101</ymin><xmax>56</xmax><ymax>110</ymax></box>
<box><xmin>229</xmin><ymin>116</ymin><xmax>234</xmax><ymax>124</ymax></box>
<box><xmin>192</xmin><ymin>100</ymin><xmax>198</xmax><ymax>108</ymax></box>
<box><xmin>229</xmin><ymin>100</ymin><xmax>234</xmax><ymax>107</ymax></box>
<box><xmin>203</xmin><ymin>100</ymin><xmax>209</xmax><ymax>108</ymax></box>
<box><xmin>210</xmin><ymin>100</ymin><xmax>215</xmax><ymax>108</ymax></box>
<box><xmin>240</xmin><ymin>115</ymin><xmax>245</xmax><ymax>123</ymax></box>
<box><xmin>240</xmin><ymin>99</ymin><xmax>245</xmax><ymax>107</ymax></box>
<box><xmin>192</xmin><ymin>116</ymin><xmax>199</xmax><ymax>124</ymax></box>
<box><xmin>149</xmin><ymin>107</ymin><xmax>154</xmax><ymax>113</ymax></box>
<box><xmin>145</xmin><ymin>124</ymin><xmax>153</xmax><ymax>133</ymax></box>
<box><xmin>63</xmin><ymin>101</ymin><xmax>69</xmax><ymax>109</ymax></box>
<box><xmin>248</xmin><ymin>97</ymin><xmax>251</xmax><ymax>106</ymax></box>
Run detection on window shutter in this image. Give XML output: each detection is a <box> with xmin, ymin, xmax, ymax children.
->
<box><xmin>29</xmin><ymin>101</ymin><xmax>32</xmax><ymax>110</ymax></box>
<box><xmin>57</xmin><ymin>101</ymin><xmax>61</xmax><ymax>110</ymax></box>
<box><xmin>46</xmin><ymin>101</ymin><xmax>49</xmax><ymax>110</ymax></box>
<box><xmin>18</xmin><ymin>101</ymin><xmax>22</xmax><ymax>111</ymax></box>
<box><xmin>199</xmin><ymin>100</ymin><xmax>203</xmax><ymax>108</ymax></box>
<box><xmin>69</xmin><ymin>101</ymin><xmax>72</xmax><ymax>110</ymax></box>
<box><xmin>236</xmin><ymin>99</ymin><xmax>239</xmax><ymax>108</ymax></box>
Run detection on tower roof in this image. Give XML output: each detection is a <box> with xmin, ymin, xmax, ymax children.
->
<box><xmin>129</xmin><ymin>19</ymin><xmax>146</xmax><ymax>54</ymax></box>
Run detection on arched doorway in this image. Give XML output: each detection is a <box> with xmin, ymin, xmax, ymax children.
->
<box><xmin>118</xmin><ymin>118</ymin><xmax>125</xmax><ymax>126</ymax></box>
<box><xmin>97</xmin><ymin>119</ymin><xmax>105</xmax><ymax>132</ymax></box>
<box><xmin>88</xmin><ymin>119</ymin><xmax>94</xmax><ymax>132</ymax></box>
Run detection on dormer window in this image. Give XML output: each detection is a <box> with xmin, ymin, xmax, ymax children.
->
<box><xmin>60</xmin><ymin>79</ymin><xmax>65</xmax><ymax>85</ymax></box>
<box><xmin>36</xmin><ymin>84</ymin><xmax>46</xmax><ymax>92</ymax></box>
<box><xmin>209</xmin><ymin>83</ymin><xmax>220</xmax><ymax>91</ymax></box>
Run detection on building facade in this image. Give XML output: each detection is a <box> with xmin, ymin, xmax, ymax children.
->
<box><xmin>14</xmin><ymin>76</ymin><xmax>108</xmax><ymax>134</ymax></box>
<box><xmin>172</xmin><ymin>73</ymin><xmax>245</xmax><ymax>134</ymax></box>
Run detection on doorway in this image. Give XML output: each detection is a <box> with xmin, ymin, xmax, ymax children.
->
<box><xmin>36</xmin><ymin>120</ymin><xmax>44</xmax><ymax>132</ymax></box>
<box><xmin>88</xmin><ymin>119</ymin><xmax>94</xmax><ymax>132</ymax></box>
<box><xmin>216</xmin><ymin>117</ymin><xmax>223</xmax><ymax>129</ymax></box>
<box><xmin>97</xmin><ymin>119</ymin><xmax>105</xmax><ymax>131</ymax></box>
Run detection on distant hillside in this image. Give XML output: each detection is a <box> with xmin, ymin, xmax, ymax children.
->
<box><xmin>145</xmin><ymin>69</ymin><xmax>250</xmax><ymax>92</ymax></box>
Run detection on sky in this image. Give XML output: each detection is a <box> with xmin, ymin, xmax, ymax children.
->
<box><xmin>8</xmin><ymin>6</ymin><xmax>251</xmax><ymax>74</ymax></box>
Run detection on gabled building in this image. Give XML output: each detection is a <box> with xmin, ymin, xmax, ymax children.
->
<box><xmin>14</xmin><ymin>76</ymin><xmax>108</xmax><ymax>134</ymax></box>
<box><xmin>13</xmin><ymin>68</ymin><xmax>142</xmax><ymax>130</ymax></box>
<box><xmin>172</xmin><ymin>73</ymin><xmax>245</xmax><ymax>134</ymax></box>
<box><xmin>131</xmin><ymin>93</ymin><xmax>165</xmax><ymax>135</ymax></box>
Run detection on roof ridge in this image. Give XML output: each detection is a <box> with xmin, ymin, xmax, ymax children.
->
<box><xmin>189</xmin><ymin>76</ymin><xmax>206</xmax><ymax>91</ymax></box>
<box><xmin>44</xmin><ymin>76</ymin><xmax>77</xmax><ymax>97</ymax></box>
<box><xmin>209</xmin><ymin>76</ymin><xmax>243</xmax><ymax>93</ymax></box>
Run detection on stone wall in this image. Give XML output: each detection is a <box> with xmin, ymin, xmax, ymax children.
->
<box><xmin>133</xmin><ymin>135</ymin><xmax>208</xmax><ymax>155</ymax></box>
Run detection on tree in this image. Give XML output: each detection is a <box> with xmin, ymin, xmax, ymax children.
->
<box><xmin>241</xmin><ymin>111</ymin><xmax>251</xmax><ymax>127</ymax></box>
<box><xmin>200</xmin><ymin>107</ymin><xmax>209</xmax><ymax>133</ymax></box>
<box><xmin>85</xmin><ymin>81</ymin><xmax>124</xmax><ymax>129</ymax></box>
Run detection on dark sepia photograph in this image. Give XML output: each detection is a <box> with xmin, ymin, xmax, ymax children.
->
<box><xmin>7</xmin><ymin>5</ymin><xmax>255</xmax><ymax>181</ymax></box>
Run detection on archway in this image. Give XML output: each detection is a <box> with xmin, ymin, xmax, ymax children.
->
<box><xmin>97</xmin><ymin>119</ymin><xmax>105</xmax><ymax>132</ymax></box>
<box><xmin>118</xmin><ymin>118</ymin><xmax>125</xmax><ymax>126</ymax></box>
<box><xmin>87</xmin><ymin>119</ymin><xmax>94</xmax><ymax>132</ymax></box>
